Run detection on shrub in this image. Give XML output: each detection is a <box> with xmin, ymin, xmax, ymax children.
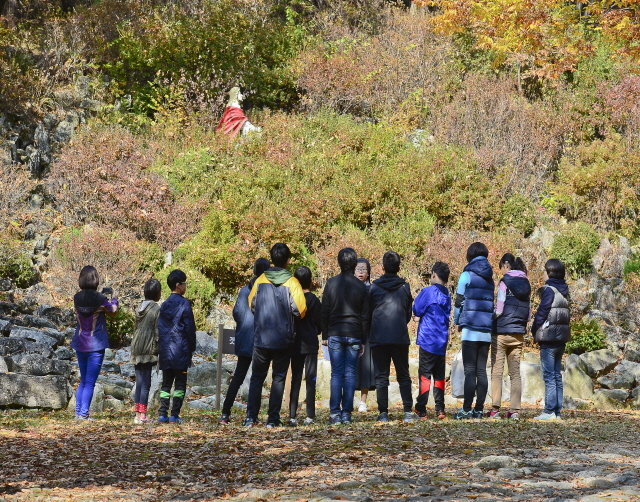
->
<box><xmin>623</xmin><ymin>254</ymin><xmax>640</xmax><ymax>277</ymax></box>
<box><xmin>566</xmin><ymin>319</ymin><xmax>607</xmax><ymax>355</ymax></box>
<box><xmin>106</xmin><ymin>307</ymin><xmax>135</xmax><ymax>348</ymax></box>
<box><xmin>372</xmin><ymin>210</ymin><xmax>437</xmax><ymax>259</ymax></box>
<box><xmin>0</xmin><ymin>236</ymin><xmax>37</xmax><ymax>288</ymax></box>
<box><xmin>549</xmin><ymin>223</ymin><xmax>600</xmax><ymax>277</ymax></box>
<box><xmin>50</xmin><ymin>225</ymin><xmax>164</xmax><ymax>309</ymax></box>
<box><xmin>498</xmin><ymin>194</ymin><xmax>537</xmax><ymax>237</ymax></box>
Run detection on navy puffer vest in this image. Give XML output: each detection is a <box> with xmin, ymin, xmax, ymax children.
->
<box><xmin>534</xmin><ymin>286</ymin><xmax>570</xmax><ymax>343</ymax></box>
<box><xmin>459</xmin><ymin>257</ymin><xmax>495</xmax><ymax>331</ymax></box>
<box><xmin>495</xmin><ymin>275</ymin><xmax>531</xmax><ymax>334</ymax></box>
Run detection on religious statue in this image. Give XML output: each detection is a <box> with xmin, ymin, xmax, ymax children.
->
<box><xmin>216</xmin><ymin>87</ymin><xmax>261</xmax><ymax>139</ymax></box>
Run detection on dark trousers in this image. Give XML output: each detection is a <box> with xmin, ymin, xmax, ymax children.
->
<box><xmin>371</xmin><ymin>344</ymin><xmax>413</xmax><ymax>413</ymax></box>
<box><xmin>246</xmin><ymin>347</ymin><xmax>291</xmax><ymax>424</ymax></box>
<box><xmin>158</xmin><ymin>368</ymin><xmax>188</xmax><ymax>418</ymax></box>
<box><xmin>415</xmin><ymin>347</ymin><xmax>446</xmax><ymax>413</ymax></box>
<box><xmin>134</xmin><ymin>362</ymin><xmax>154</xmax><ymax>406</ymax></box>
<box><xmin>289</xmin><ymin>352</ymin><xmax>318</xmax><ymax>419</ymax></box>
<box><xmin>461</xmin><ymin>340</ymin><xmax>491</xmax><ymax>412</ymax></box>
<box><xmin>221</xmin><ymin>355</ymin><xmax>252</xmax><ymax>415</ymax></box>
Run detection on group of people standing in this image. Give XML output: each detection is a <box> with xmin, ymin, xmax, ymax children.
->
<box><xmin>68</xmin><ymin>240</ymin><xmax>571</xmax><ymax>425</ymax></box>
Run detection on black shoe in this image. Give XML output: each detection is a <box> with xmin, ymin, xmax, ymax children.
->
<box><xmin>376</xmin><ymin>412</ymin><xmax>389</xmax><ymax>422</ymax></box>
<box><xmin>453</xmin><ymin>409</ymin><xmax>472</xmax><ymax>420</ymax></box>
<box><xmin>341</xmin><ymin>412</ymin><xmax>352</xmax><ymax>424</ymax></box>
<box><xmin>329</xmin><ymin>413</ymin><xmax>342</xmax><ymax>425</ymax></box>
<box><xmin>242</xmin><ymin>417</ymin><xmax>256</xmax><ymax>427</ymax></box>
<box><xmin>219</xmin><ymin>413</ymin><xmax>230</xmax><ymax>424</ymax></box>
<box><xmin>472</xmin><ymin>409</ymin><xmax>484</xmax><ymax>419</ymax></box>
<box><xmin>287</xmin><ymin>417</ymin><xmax>298</xmax><ymax>427</ymax></box>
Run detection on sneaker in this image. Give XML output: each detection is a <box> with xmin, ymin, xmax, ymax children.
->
<box><xmin>341</xmin><ymin>412</ymin><xmax>352</xmax><ymax>424</ymax></box>
<box><xmin>329</xmin><ymin>414</ymin><xmax>342</xmax><ymax>425</ymax></box>
<box><xmin>533</xmin><ymin>412</ymin><xmax>558</xmax><ymax>420</ymax></box>
<box><xmin>505</xmin><ymin>411</ymin><xmax>520</xmax><ymax>420</ymax></box>
<box><xmin>266</xmin><ymin>420</ymin><xmax>282</xmax><ymax>428</ymax></box>
<box><xmin>415</xmin><ymin>410</ymin><xmax>428</xmax><ymax>419</ymax></box>
<box><xmin>485</xmin><ymin>409</ymin><xmax>501</xmax><ymax>419</ymax></box>
<box><xmin>242</xmin><ymin>417</ymin><xmax>256</xmax><ymax>427</ymax></box>
<box><xmin>157</xmin><ymin>416</ymin><xmax>170</xmax><ymax>423</ymax></box>
<box><xmin>403</xmin><ymin>412</ymin><xmax>418</xmax><ymax>423</ymax></box>
<box><xmin>169</xmin><ymin>416</ymin><xmax>184</xmax><ymax>424</ymax></box>
<box><xmin>358</xmin><ymin>402</ymin><xmax>368</xmax><ymax>413</ymax></box>
<box><xmin>219</xmin><ymin>414</ymin><xmax>230</xmax><ymax>424</ymax></box>
<box><xmin>453</xmin><ymin>409</ymin><xmax>473</xmax><ymax>420</ymax></box>
<box><xmin>472</xmin><ymin>409</ymin><xmax>484</xmax><ymax>419</ymax></box>
<box><xmin>556</xmin><ymin>413</ymin><xmax>562</xmax><ymax>420</ymax></box>
<box><xmin>436</xmin><ymin>410</ymin><xmax>447</xmax><ymax>420</ymax></box>
<box><xmin>287</xmin><ymin>418</ymin><xmax>298</xmax><ymax>427</ymax></box>
<box><xmin>376</xmin><ymin>412</ymin><xmax>389</xmax><ymax>423</ymax></box>
<box><xmin>134</xmin><ymin>417</ymin><xmax>142</xmax><ymax>424</ymax></box>
<box><xmin>302</xmin><ymin>417</ymin><xmax>315</xmax><ymax>426</ymax></box>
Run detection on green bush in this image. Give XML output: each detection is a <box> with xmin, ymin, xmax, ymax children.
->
<box><xmin>155</xmin><ymin>266</ymin><xmax>215</xmax><ymax>330</ymax></box>
<box><xmin>499</xmin><ymin>194</ymin><xmax>537</xmax><ymax>237</ymax></box>
<box><xmin>0</xmin><ymin>237</ymin><xmax>37</xmax><ymax>288</ymax></box>
<box><xmin>566</xmin><ymin>319</ymin><xmax>607</xmax><ymax>355</ymax></box>
<box><xmin>549</xmin><ymin>223</ymin><xmax>600</xmax><ymax>277</ymax></box>
<box><xmin>106</xmin><ymin>307</ymin><xmax>136</xmax><ymax>349</ymax></box>
<box><xmin>623</xmin><ymin>253</ymin><xmax>640</xmax><ymax>277</ymax></box>
<box><xmin>372</xmin><ymin>210</ymin><xmax>437</xmax><ymax>258</ymax></box>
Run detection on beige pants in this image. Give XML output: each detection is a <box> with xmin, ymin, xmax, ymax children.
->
<box><xmin>491</xmin><ymin>334</ymin><xmax>524</xmax><ymax>412</ymax></box>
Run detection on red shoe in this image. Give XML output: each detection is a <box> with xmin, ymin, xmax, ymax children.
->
<box><xmin>415</xmin><ymin>410</ymin><xmax>428</xmax><ymax>419</ymax></box>
<box><xmin>484</xmin><ymin>409</ymin><xmax>501</xmax><ymax>419</ymax></box>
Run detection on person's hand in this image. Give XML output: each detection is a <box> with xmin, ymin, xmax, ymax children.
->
<box><xmin>322</xmin><ymin>340</ymin><xmax>328</xmax><ymax>346</ymax></box>
<box><xmin>456</xmin><ymin>325</ymin><xmax>462</xmax><ymax>333</ymax></box>
<box><xmin>358</xmin><ymin>344</ymin><xmax>365</xmax><ymax>358</ymax></box>
<box><xmin>412</xmin><ymin>315</ymin><xmax>420</xmax><ymax>323</ymax></box>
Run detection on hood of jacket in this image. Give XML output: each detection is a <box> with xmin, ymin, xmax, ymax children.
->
<box><xmin>136</xmin><ymin>300</ymin><xmax>157</xmax><ymax>318</ymax></box>
<box><xmin>264</xmin><ymin>267</ymin><xmax>292</xmax><ymax>286</ymax></box>
<box><xmin>464</xmin><ymin>256</ymin><xmax>493</xmax><ymax>281</ymax></box>
<box><xmin>502</xmin><ymin>271</ymin><xmax>531</xmax><ymax>301</ymax></box>
<box><xmin>546</xmin><ymin>278</ymin><xmax>569</xmax><ymax>297</ymax></box>
<box><xmin>373</xmin><ymin>273</ymin><xmax>407</xmax><ymax>291</ymax></box>
<box><xmin>74</xmin><ymin>289</ymin><xmax>107</xmax><ymax>318</ymax></box>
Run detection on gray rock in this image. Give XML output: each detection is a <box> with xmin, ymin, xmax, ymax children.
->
<box><xmin>563</xmin><ymin>366</ymin><xmax>594</xmax><ymax>399</ymax></box>
<box><xmin>632</xmin><ymin>385</ymin><xmax>640</xmax><ymax>399</ymax></box>
<box><xmin>565</xmin><ymin>353</ymin><xmax>582</xmax><ymax>370</ymax></box>
<box><xmin>0</xmin><ymin>337</ymin><xmax>54</xmax><ymax>358</ymax></box>
<box><xmin>5</xmin><ymin>354</ymin><xmax>70</xmax><ymax>377</ymax></box>
<box><xmin>187</xmin><ymin>396</ymin><xmax>218</xmax><ymax>410</ymax></box>
<box><xmin>34</xmin><ymin>305</ymin><xmax>75</xmax><ymax>328</ymax></box>
<box><xmin>41</xmin><ymin>328</ymin><xmax>66</xmax><ymax>344</ymax></box>
<box><xmin>195</xmin><ymin>331</ymin><xmax>218</xmax><ymax>356</ymax></box>
<box><xmin>75</xmin><ymin>75</ymin><xmax>92</xmax><ymax>98</ymax></box>
<box><xmin>23</xmin><ymin>315</ymin><xmax>57</xmax><ymax>330</ymax></box>
<box><xmin>103</xmin><ymin>397</ymin><xmax>125</xmax><ymax>411</ymax></box>
<box><xmin>625</xmin><ymin>341</ymin><xmax>640</xmax><ymax>363</ymax></box>
<box><xmin>34</xmin><ymin>123</ymin><xmax>50</xmax><ymax>154</ymax></box>
<box><xmin>597</xmin><ymin>372</ymin><xmax>634</xmax><ymax>390</ymax></box>
<box><xmin>104</xmin><ymin>348</ymin><xmax>115</xmax><ymax>361</ymax></box>
<box><xmin>187</xmin><ymin>361</ymin><xmax>220</xmax><ymax>388</ymax></box>
<box><xmin>97</xmin><ymin>375</ymin><xmax>133</xmax><ymax>389</ymax></box>
<box><xmin>9</xmin><ymin>327</ymin><xmax>59</xmax><ymax>348</ymax></box>
<box><xmin>52</xmin><ymin>120</ymin><xmax>75</xmax><ymax>144</ymax></box>
<box><xmin>114</xmin><ymin>348</ymin><xmax>130</xmax><ymax>363</ymax></box>
<box><xmin>616</xmin><ymin>360</ymin><xmax>640</xmax><ymax>385</ymax></box>
<box><xmin>593</xmin><ymin>389</ymin><xmax>629</xmax><ymax>410</ymax></box>
<box><xmin>521</xmin><ymin>361</ymin><xmax>546</xmax><ymax>403</ymax></box>
<box><xmin>101</xmin><ymin>361</ymin><xmax>120</xmax><ymax>374</ymax></box>
<box><xmin>55</xmin><ymin>346</ymin><xmax>74</xmax><ymax>360</ymax></box>
<box><xmin>495</xmin><ymin>468</ymin><xmax>525</xmax><ymax>479</ymax></box>
<box><xmin>582</xmin><ymin>477</ymin><xmax>615</xmax><ymax>489</ymax></box>
<box><xmin>0</xmin><ymin>319</ymin><xmax>12</xmax><ymax>335</ymax></box>
<box><xmin>0</xmin><ymin>373</ymin><xmax>70</xmax><ymax>409</ymax></box>
<box><xmin>120</xmin><ymin>363</ymin><xmax>135</xmax><ymax>379</ymax></box>
<box><xmin>102</xmin><ymin>382</ymin><xmax>131</xmax><ymax>401</ymax></box>
<box><xmin>0</xmin><ymin>356</ymin><xmax>8</xmax><ymax>373</ymax></box>
<box><xmin>475</xmin><ymin>455</ymin><xmax>517</xmax><ymax>470</ymax></box>
<box><xmin>579</xmin><ymin>349</ymin><xmax>619</xmax><ymax>378</ymax></box>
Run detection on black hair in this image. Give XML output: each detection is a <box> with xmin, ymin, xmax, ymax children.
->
<box><xmin>167</xmin><ymin>269</ymin><xmax>187</xmax><ymax>291</ymax></box>
<box><xmin>466</xmin><ymin>242</ymin><xmax>489</xmax><ymax>262</ymax></box>
<box><xmin>356</xmin><ymin>258</ymin><xmax>371</xmax><ymax>278</ymax></box>
<box><xmin>499</xmin><ymin>253</ymin><xmax>528</xmax><ymax>274</ymax></box>
<box><xmin>253</xmin><ymin>258</ymin><xmax>270</xmax><ymax>277</ymax></box>
<box><xmin>337</xmin><ymin>247</ymin><xmax>358</xmax><ymax>273</ymax></box>
<box><xmin>545</xmin><ymin>259</ymin><xmax>565</xmax><ymax>280</ymax></box>
<box><xmin>432</xmin><ymin>261</ymin><xmax>450</xmax><ymax>283</ymax></box>
<box><xmin>383</xmin><ymin>251</ymin><xmax>401</xmax><ymax>274</ymax></box>
<box><xmin>270</xmin><ymin>243</ymin><xmax>291</xmax><ymax>268</ymax></box>
<box><xmin>294</xmin><ymin>266</ymin><xmax>312</xmax><ymax>290</ymax></box>
<box><xmin>78</xmin><ymin>266</ymin><xmax>99</xmax><ymax>290</ymax></box>
<box><xmin>144</xmin><ymin>278</ymin><xmax>162</xmax><ymax>301</ymax></box>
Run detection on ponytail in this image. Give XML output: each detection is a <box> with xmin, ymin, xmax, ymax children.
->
<box><xmin>499</xmin><ymin>253</ymin><xmax>528</xmax><ymax>274</ymax></box>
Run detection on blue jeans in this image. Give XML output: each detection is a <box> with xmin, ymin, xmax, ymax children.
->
<box><xmin>540</xmin><ymin>343</ymin><xmax>565</xmax><ymax>414</ymax></box>
<box><xmin>75</xmin><ymin>350</ymin><xmax>105</xmax><ymax>417</ymax></box>
<box><xmin>328</xmin><ymin>336</ymin><xmax>361</xmax><ymax>415</ymax></box>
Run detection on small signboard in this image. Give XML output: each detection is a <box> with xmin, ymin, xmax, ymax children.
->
<box><xmin>216</xmin><ymin>325</ymin><xmax>236</xmax><ymax>411</ymax></box>
<box><xmin>221</xmin><ymin>329</ymin><xmax>236</xmax><ymax>355</ymax></box>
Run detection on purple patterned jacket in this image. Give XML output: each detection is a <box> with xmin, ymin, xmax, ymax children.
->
<box><xmin>70</xmin><ymin>289</ymin><xmax>119</xmax><ymax>352</ymax></box>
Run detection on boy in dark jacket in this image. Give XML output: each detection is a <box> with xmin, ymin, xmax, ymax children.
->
<box><xmin>412</xmin><ymin>262</ymin><xmax>451</xmax><ymax>420</ymax></box>
<box><xmin>288</xmin><ymin>266</ymin><xmax>322</xmax><ymax>426</ymax></box>
<box><xmin>244</xmin><ymin>243</ymin><xmax>307</xmax><ymax>428</ymax></box>
<box><xmin>369</xmin><ymin>251</ymin><xmax>415</xmax><ymax>423</ymax></box>
<box><xmin>532</xmin><ymin>259</ymin><xmax>570</xmax><ymax>420</ymax></box>
<box><xmin>220</xmin><ymin>258</ymin><xmax>270</xmax><ymax>424</ymax></box>
<box><xmin>157</xmin><ymin>269</ymin><xmax>197</xmax><ymax>424</ymax></box>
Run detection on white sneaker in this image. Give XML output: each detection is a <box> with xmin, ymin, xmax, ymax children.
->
<box><xmin>533</xmin><ymin>412</ymin><xmax>558</xmax><ymax>420</ymax></box>
<box><xmin>358</xmin><ymin>402</ymin><xmax>368</xmax><ymax>413</ymax></box>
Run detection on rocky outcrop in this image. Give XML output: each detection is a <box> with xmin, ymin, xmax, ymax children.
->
<box><xmin>0</xmin><ymin>373</ymin><xmax>71</xmax><ymax>409</ymax></box>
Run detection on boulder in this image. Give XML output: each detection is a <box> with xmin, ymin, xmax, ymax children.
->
<box><xmin>41</xmin><ymin>328</ymin><xmax>66</xmax><ymax>344</ymax></box>
<box><xmin>195</xmin><ymin>331</ymin><xmax>218</xmax><ymax>356</ymax></box>
<box><xmin>102</xmin><ymin>382</ymin><xmax>131</xmax><ymax>401</ymax></box>
<box><xmin>593</xmin><ymin>389</ymin><xmax>629</xmax><ymax>410</ymax></box>
<box><xmin>55</xmin><ymin>346</ymin><xmax>74</xmax><ymax>360</ymax></box>
<box><xmin>34</xmin><ymin>305</ymin><xmax>75</xmax><ymax>328</ymax></box>
<box><xmin>187</xmin><ymin>361</ymin><xmax>232</xmax><ymax>390</ymax></box>
<box><xmin>597</xmin><ymin>373</ymin><xmax>634</xmax><ymax>390</ymax></box>
<box><xmin>22</xmin><ymin>315</ymin><xmax>57</xmax><ymax>330</ymax></box>
<box><xmin>475</xmin><ymin>456</ymin><xmax>517</xmax><ymax>470</ymax></box>
<box><xmin>579</xmin><ymin>349</ymin><xmax>619</xmax><ymax>378</ymax></box>
<box><xmin>103</xmin><ymin>397</ymin><xmax>125</xmax><ymax>411</ymax></box>
<box><xmin>0</xmin><ymin>319</ymin><xmax>12</xmax><ymax>335</ymax></box>
<box><xmin>0</xmin><ymin>337</ymin><xmax>55</xmax><ymax>358</ymax></box>
<box><xmin>633</xmin><ymin>386</ymin><xmax>640</xmax><ymax>399</ymax></box>
<box><xmin>563</xmin><ymin>366</ymin><xmax>594</xmax><ymax>400</ymax></box>
<box><xmin>120</xmin><ymin>363</ymin><xmax>135</xmax><ymax>379</ymax></box>
<box><xmin>9</xmin><ymin>327</ymin><xmax>59</xmax><ymax>348</ymax></box>
<box><xmin>0</xmin><ymin>373</ymin><xmax>70</xmax><ymax>409</ymax></box>
<box><xmin>625</xmin><ymin>341</ymin><xmax>640</xmax><ymax>363</ymax></box>
<box><xmin>316</xmin><ymin>358</ymin><xmax>332</xmax><ymax>400</ymax></box>
<box><xmin>0</xmin><ymin>356</ymin><xmax>8</xmax><ymax>373</ymax></box>
<box><xmin>520</xmin><ymin>361</ymin><xmax>546</xmax><ymax>403</ymax></box>
<box><xmin>0</xmin><ymin>301</ymin><xmax>18</xmax><ymax>316</ymax></box>
<box><xmin>101</xmin><ymin>361</ymin><xmax>120</xmax><ymax>374</ymax></box>
<box><xmin>5</xmin><ymin>354</ymin><xmax>70</xmax><ymax>377</ymax></box>
<box><xmin>564</xmin><ymin>354</ymin><xmax>582</xmax><ymax>370</ymax></box>
<box><xmin>52</xmin><ymin>119</ymin><xmax>75</xmax><ymax>143</ymax></box>
<box><xmin>616</xmin><ymin>360</ymin><xmax>640</xmax><ymax>386</ymax></box>
<box><xmin>104</xmin><ymin>348</ymin><xmax>115</xmax><ymax>361</ymax></box>
<box><xmin>188</xmin><ymin>395</ymin><xmax>218</xmax><ymax>410</ymax></box>
<box><xmin>114</xmin><ymin>348</ymin><xmax>130</xmax><ymax>363</ymax></box>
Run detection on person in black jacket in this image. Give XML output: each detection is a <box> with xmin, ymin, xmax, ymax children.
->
<box><xmin>369</xmin><ymin>251</ymin><xmax>416</xmax><ymax>423</ymax></box>
<box><xmin>157</xmin><ymin>269</ymin><xmax>197</xmax><ymax>424</ymax></box>
<box><xmin>533</xmin><ymin>259</ymin><xmax>570</xmax><ymax>421</ymax></box>
<box><xmin>288</xmin><ymin>266</ymin><xmax>322</xmax><ymax>426</ymax></box>
<box><xmin>321</xmin><ymin>248</ymin><xmax>370</xmax><ymax>425</ymax></box>
<box><xmin>220</xmin><ymin>258</ymin><xmax>270</xmax><ymax>424</ymax></box>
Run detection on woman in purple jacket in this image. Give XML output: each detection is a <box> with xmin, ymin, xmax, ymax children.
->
<box><xmin>70</xmin><ymin>266</ymin><xmax>119</xmax><ymax>419</ymax></box>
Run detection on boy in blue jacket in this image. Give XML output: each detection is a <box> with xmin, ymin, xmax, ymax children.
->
<box><xmin>413</xmin><ymin>262</ymin><xmax>451</xmax><ymax>420</ymax></box>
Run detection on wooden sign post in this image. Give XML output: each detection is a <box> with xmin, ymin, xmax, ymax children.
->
<box><xmin>216</xmin><ymin>324</ymin><xmax>236</xmax><ymax>411</ymax></box>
